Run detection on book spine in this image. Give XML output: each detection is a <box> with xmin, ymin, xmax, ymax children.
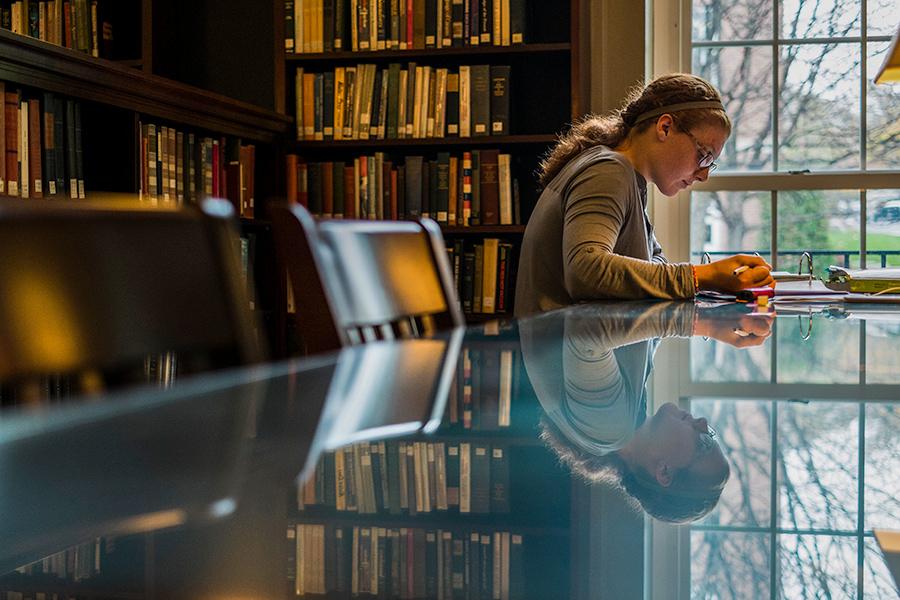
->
<box><xmin>28</xmin><ymin>97</ymin><xmax>41</xmax><ymax>197</ymax></box>
<box><xmin>470</xmin><ymin>64</ymin><xmax>490</xmax><ymax>137</ymax></box>
<box><xmin>284</xmin><ymin>0</ymin><xmax>295</xmax><ymax>51</ymax></box>
<box><xmin>489</xmin><ymin>65</ymin><xmax>510</xmax><ymax>135</ymax></box>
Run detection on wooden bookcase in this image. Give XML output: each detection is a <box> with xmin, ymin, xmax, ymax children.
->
<box><xmin>0</xmin><ymin>9</ymin><xmax>290</xmax><ymax>595</ymax></box>
<box><xmin>274</xmin><ymin>0</ymin><xmax>586</xmax><ymax>322</ymax></box>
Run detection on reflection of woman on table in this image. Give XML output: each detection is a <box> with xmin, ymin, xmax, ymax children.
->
<box><xmin>520</xmin><ymin>302</ymin><xmax>768</xmax><ymax>523</ymax></box>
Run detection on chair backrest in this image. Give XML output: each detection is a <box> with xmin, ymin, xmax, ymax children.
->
<box><xmin>271</xmin><ymin>203</ymin><xmax>464</xmax><ymax>354</ymax></box>
<box><xmin>0</xmin><ymin>198</ymin><xmax>262</xmax><ymax>391</ymax></box>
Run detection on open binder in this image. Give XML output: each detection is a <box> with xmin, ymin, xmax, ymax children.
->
<box><xmin>697</xmin><ymin>252</ymin><xmax>900</xmax><ymax>304</ymax></box>
<box><xmin>828</xmin><ymin>266</ymin><xmax>900</xmax><ymax>294</ymax></box>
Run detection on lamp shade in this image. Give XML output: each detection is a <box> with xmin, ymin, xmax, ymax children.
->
<box><xmin>875</xmin><ymin>24</ymin><xmax>900</xmax><ymax>84</ymax></box>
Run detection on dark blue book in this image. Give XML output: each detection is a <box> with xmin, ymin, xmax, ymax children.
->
<box><xmin>436</xmin><ymin>151</ymin><xmax>450</xmax><ymax>223</ymax></box>
<box><xmin>424</xmin><ymin>0</ymin><xmax>437</xmax><ymax>47</ymax></box>
<box><xmin>489</xmin><ymin>65</ymin><xmax>511</xmax><ymax>135</ymax></box>
<box><xmin>323</xmin><ymin>71</ymin><xmax>335</xmax><ymax>140</ymax></box>
<box><xmin>323</xmin><ymin>0</ymin><xmax>335</xmax><ymax>52</ymax></box>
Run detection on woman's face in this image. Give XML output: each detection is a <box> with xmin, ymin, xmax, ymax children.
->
<box><xmin>650</xmin><ymin>120</ymin><xmax>729</xmax><ymax>197</ymax></box>
<box><xmin>649</xmin><ymin>402</ymin><xmax>728</xmax><ymax>484</ymax></box>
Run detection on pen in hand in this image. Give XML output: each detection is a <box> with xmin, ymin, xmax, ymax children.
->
<box><xmin>733</xmin><ymin>265</ymin><xmax>750</xmax><ymax>276</ymax></box>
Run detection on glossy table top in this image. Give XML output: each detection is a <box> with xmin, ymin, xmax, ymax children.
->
<box><xmin>0</xmin><ymin>300</ymin><xmax>897</xmax><ymax>599</ymax></box>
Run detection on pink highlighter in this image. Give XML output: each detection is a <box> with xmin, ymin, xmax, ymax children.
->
<box><xmin>736</xmin><ymin>287</ymin><xmax>776</xmax><ymax>302</ymax></box>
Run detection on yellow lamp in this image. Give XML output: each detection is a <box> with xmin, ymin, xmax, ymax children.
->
<box><xmin>874</xmin><ymin>25</ymin><xmax>900</xmax><ymax>84</ymax></box>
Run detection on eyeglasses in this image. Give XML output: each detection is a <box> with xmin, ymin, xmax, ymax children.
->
<box><xmin>682</xmin><ymin>129</ymin><xmax>718</xmax><ymax>172</ymax></box>
<box><xmin>696</xmin><ymin>424</ymin><xmax>718</xmax><ymax>455</ymax></box>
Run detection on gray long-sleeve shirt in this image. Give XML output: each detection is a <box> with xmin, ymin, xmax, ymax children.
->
<box><xmin>514</xmin><ymin>146</ymin><xmax>696</xmax><ymax>316</ymax></box>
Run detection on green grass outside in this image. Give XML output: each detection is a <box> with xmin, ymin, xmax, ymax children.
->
<box><xmin>827</xmin><ymin>230</ymin><xmax>900</xmax><ymax>267</ymax></box>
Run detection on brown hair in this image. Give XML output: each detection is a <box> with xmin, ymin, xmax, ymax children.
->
<box><xmin>539</xmin><ymin>73</ymin><xmax>732</xmax><ymax>187</ymax></box>
<box><xmin>540</xmin><ymin>415</ymin><xmax>730</xmax><ymax>524</ymax></box>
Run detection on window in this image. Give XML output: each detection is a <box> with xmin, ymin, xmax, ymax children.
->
<box><xmin>685</xmin><ymin>0</ymin><xmax>900</xmax><ymax>274</ymax></box>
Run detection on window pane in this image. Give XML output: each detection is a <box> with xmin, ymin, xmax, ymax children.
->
<box><xmin>775</xmin><ymin>318</ymin><xmax>860</xmax><ymax>384</ymax></box>
<box><xmin>691</xmin><ymin>400</ymin><xmax>772</xmax><ymax>526</ymax></box>
<box><xmin>777</xmin><ymin>190</ymin><xmax>861</xmax><ymax>277</ymax></box>
<box><xmin>778</xmin><ymin>535</ymin><xmax>857</xmax><ymax>599</ymax></box>
<box><xmin>864</xmin><ymin>403</ymin><xmax>900</xmax><ymax>529</ymax></box>
<box><xmin>779</xmin><ymin>0</ymin><xmax>861</xmax><ymax>39</ymax></box>
<box><xmin>867</xmin><ymin>43</ymin><xmax>900</xmax><ymax>170</ymax></box>
<box><xmin>865</xmin><ymin>321</ymin><xmax>900</xmax><ymax>383</ymax></box>
<box><xmin>694</xmin><ymin>46</ymin><xmax>774</xmax><ymax>171</ymax></box>
<box><xmin>777</xmin><ymin>402</ymin><xmax>858</xmax><ymax>530</ymax></box>
<box><xmin>867</xmin><ymin>0</ymin><xmax>900</xmax><ymax>37</ymax></box>
<box><xmin>692</xmin><ymin>0</ymin><xmax>774</xmax><ymax>42</ymax></box>
<box><xmin>691</xmin><ymin>531</ymin><xmax>770</xmax><ymax>600</ymax></box>
<box><xmin>779</xmin><ymin>43</ymin><xmax>861</xmax><ymax>171</ymax></box>
<box><xmin>691</xmin><ymin>334</ymin><xmax>772</xmax><ymax>382</ymax></box>
<box><xmin>866</xmin><ymin>189</ymin><xmax>900</xmax><ymax>268</ymax></box>
<box><xmin>865</xmin><ymin>538</ymin><xmax>900</xmax><ymax>599</ymax></box>
<box><xmin>692</xmin><ymin>191</ymin><xmax>770</xmax><ymax>260</ymax></box>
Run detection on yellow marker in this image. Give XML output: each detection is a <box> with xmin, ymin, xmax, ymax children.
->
<box><xmin>757</xmin><ymin>295</ymin><xmax>769</xmax><ymax>307</ymax></box>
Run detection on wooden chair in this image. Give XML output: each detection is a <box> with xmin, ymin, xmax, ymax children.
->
<box><xmin>0</xmin><ymin>198</ymin><xmax>262</xmax><ymax>395</ymax></box>
<box><xmin>271</xmin><ymin>203</ymin><xmax>464</xmax><ymax>355</ymax></box>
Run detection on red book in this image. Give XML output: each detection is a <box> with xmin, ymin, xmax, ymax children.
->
<box><xmin>4</xmin><ymin>91</ymin><xmax>18</xmax><ymax>197</ymax></box>
<box><xmin>407</xmin><ymin>0</ymin><xmax>414</xmax><ymax>48</ymax></box>
<box><xmin>390</xmin><ymin>167</ymin><xmax>398</xmax><ymax>220</ymax></box>
<box><xmin>240</xmin><ymin>144</ymin><xmax>255</xmax><ymax>218</ymax></box>
<box><xmin>286</xmin><ymin>154</ymin><xmax>298</xmax><ymax>204</ymax></box>
<box><xmin>28</xmin><ymin>98</ymin><xmax>42</xmax><ymax>198</ymax></box>
<box><xmin>343</xmin><ymin>165</ymin><xmax>355</xmax><ymax>219</ymax></box>
<box><xmin>63</xmin><ymin>2</ymin><xmax>72</xmax><ymax>49</ymax></box>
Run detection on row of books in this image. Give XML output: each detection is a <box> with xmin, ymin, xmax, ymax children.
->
<box><xmin>288</xmin><ymin>524</ymin><xmax>525</xmax><ymax>600</ymax></box>
<box><xmin>298</xmin><ymin>441</ymin><xmax>511</xmax><ymax>515</ymax></box>
<box><xmin>447</xmin><ymin>239</ymin><xmax>516</xmax><ymax>315</ymax></box>
<box><xmin>285</xmin><ymin>0</ymin><xmax>527</xmax><ymax>54</ymax></box>
<box><xmin>12</xmin><ymin>539</ymin><xmax>102</xmax><ymax>583</ymax></box>
<box><xmin>1</xmin><ymin>0</ymin><xmax>110</xmax><ymax>57</ymax></box>
<box><xmin>0</xmin><ymin>84</ymin><xmax>85</xmax><ymax>199</ymax></box>
<box><xmin>294</xmin><ymin>63</ymin><xmax>511</xmax><ymax>141</ymax></box>
<box><xmin>445</xmin><ymin>347</ymin><xmax>515</xmax><ymax>429</ymax></box>
<box><xmin>138</xmin><ymin>122</ymin><xmax>256</xmax><ymax>217</ymax></box>
<box><xmin>285</xmin><ymin>150</ymin><xmax>520</xmax><ymax>226</ymax></box>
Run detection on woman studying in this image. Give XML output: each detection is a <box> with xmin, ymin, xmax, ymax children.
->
<box><xmin>515</xmin><ymin>73</ymin><xmax>774</xmax><ymax>316</ymax></box>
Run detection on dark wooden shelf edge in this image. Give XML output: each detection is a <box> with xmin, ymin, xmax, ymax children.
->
<box><xmin>0</xmin><ymin>30</ymin><xmax>291</xmax><ymax>142</ymax></box>
<box><xmin>285</xmin><ymin>43</ymin><xmax>572</xmax><ymax>62</ymax></box>
<box><xmin>464</xmin><ymin>313</ymin><xmax>514</xmax><ymax>324</ymax></box>
<box><xmin>289</xmin><ymin>514</ymin><xmax>569</xmax><ymax>537</ymax></box>
<box><xmin>290</xmin><ymin>134</ymin><xmax>556</xmax><ymax>149</ymax></box>
<box><xmin>442</xmin><ymin>225</ymin><xmax>525</xmax><ymax>234</ymax></box>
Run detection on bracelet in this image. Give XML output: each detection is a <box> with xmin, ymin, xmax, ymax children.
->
<box><xmin>691</xmin><ymin>264</ymin><xmax>700</xmax><ymax>292</ymax></box>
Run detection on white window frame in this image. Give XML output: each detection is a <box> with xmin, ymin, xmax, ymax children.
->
<box><xmin>646</xmin><ymin>0</ymin><xmax>900</xmax><ymax>267</ymax></box>
<box><xmin>644</xmin><ymin>2</ymin><xmax>900</xmax><ymax>599</ymax></box>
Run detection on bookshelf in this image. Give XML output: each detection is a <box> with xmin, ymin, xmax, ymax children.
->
<box><xmin>0</xmin><ymin>3</ymin><xmax>291</xmax><ymax>358</ymax></box>
<box><xmin>276</xmin><ymin>0</ymin><xmax>586</xmax><ymax>322</ymax></box>
<box><xmin>0</xmin><ymin>7</ymin><xmax>290</xmax><ymax>597</ymax></box>
<box><xmin>283</xmin><ymin>327</ymin><xmax>583</xmax><ymax>599</ymax></box>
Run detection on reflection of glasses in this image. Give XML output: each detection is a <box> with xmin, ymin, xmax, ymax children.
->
<box><xmin>683</xmin><ymin>129</ymin><xmax>718</xmax><ymax>172</ymax></box>
<box><xmin>697</xmin><ymin>425</ymin><xmax>718</xmax><ymax>455</ymax></box>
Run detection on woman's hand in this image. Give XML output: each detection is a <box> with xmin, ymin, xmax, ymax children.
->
<box><xmin>694</xmin><ymin>254</ymin><xmax>774</xmax><ymax>293</ymax></box>
<box><xmin>694</xmin><ymin>310</ymin><xmax>774</xmax><ymax>348</ymax></box>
